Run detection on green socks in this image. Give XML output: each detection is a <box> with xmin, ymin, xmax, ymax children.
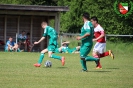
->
<box><xmin>38</xmin><ymin>53</ymin><xmax>44</xmax><ymax>64</ymax></box>
<box><xmin>38</xmin><ymin>53</ymin><xmax>62</xmax><ymax>64</ymax></box>
<box><xmin>80</xmin><ymin>56</ymin><xmax>99</xmax><ymax>70</ymax></box>
<box><xmin>51</xmin><ymin>54</ymin><xmax>61</xmax><ymax>60</ymax></box>
<box><xmin>85</xmin><ymin>56</ymin><xmax>98</xmax><ymax>61</ymax></box>
<box><xmin>80</xmin><ymin>60</ymin><xmax>87</xmax><ymax>70</ymax></box>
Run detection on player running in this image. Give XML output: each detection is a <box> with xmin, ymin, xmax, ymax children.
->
<box><xmin>33</xmin><ymin>21</ymin><xmax>65</xmax><ymax>67</ymax></box>
<box><xmin>76</xmin><ymin>13</ymin><xmax>99</xmax><ymax>72</ymax></box>
<box><xmin>91</xmin><ymin>16</ymin><xmax>114</xmax><ymax>69</ymax></box>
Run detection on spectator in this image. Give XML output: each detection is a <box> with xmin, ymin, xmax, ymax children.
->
<box><xmin>26</xmin><ymin>33</ymin><xmax>34</xmax><ymax>52</ymax></box>
<box><xmin>5</xmin><ymin>37</ymin><xmax>20</xmax><ymax>52</ymax></box>
<box><xmin>18</xmin><ymin>31</ymin><xmax>27</xmax><ymax>51</ymax></box>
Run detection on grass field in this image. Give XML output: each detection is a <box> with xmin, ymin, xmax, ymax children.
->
<box><xmin>0</xmin><ymin>42</ymin><xmax>133</xmax><ymax>88</ymax></box>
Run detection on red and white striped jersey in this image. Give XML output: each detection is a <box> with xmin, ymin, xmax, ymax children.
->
<box><xmin>94</xmin><ymin>24</ymin><xmax>106</xmax><ymax>43</ymax></box>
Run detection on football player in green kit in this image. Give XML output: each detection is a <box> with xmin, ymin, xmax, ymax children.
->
<box><xmin>34</xmin><ymin>21</ymin><xmax>65</xmax><ymax>67</ymax></box>
<box><xmin>76</xmin><ymin>13</ymin><xmax>99</xmax><ymax>72</ymax></box>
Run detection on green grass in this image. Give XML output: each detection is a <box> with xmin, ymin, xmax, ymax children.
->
<box><xmin>0</xmin><ymin>42</ymin><xmax>133</xmax><ymax>88</ymax></box>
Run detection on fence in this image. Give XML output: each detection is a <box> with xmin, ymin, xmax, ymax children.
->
<box><xmin>60</xmin><ymin>33</ymin><xmax>133</xmax><ymax>42</ymax></box>
<box><xmin>60</xmin><ymin>33</ymin><xmax>133</xmax><ymax>50</ymax></box>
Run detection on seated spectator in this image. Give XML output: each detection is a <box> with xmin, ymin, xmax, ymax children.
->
<box><xmin>18</xmin><ymin>31</ymin><xmax>27</xmax><ymax>51</ymax></box>
<box><xmin>26</xmin><ymin>33</ymin><xmax>34</xmax><ymax>52</ymax></box>
<box><xmin>5</xmin><ymin>37</ymin><xmax>20</xmax><ymax>52</ymax></box>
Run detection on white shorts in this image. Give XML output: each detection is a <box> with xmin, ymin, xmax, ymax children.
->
<box><xmin>93</xmin><ymin>42</ymin><xmax>106</xmax><ymax>54</ymax></box>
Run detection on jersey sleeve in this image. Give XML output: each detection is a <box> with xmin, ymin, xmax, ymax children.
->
<box><xmin>43</xmin><ymin>27</ymin><xmax>48</xmax><ymax>37</ymax></box>
<box><xmin>98</xmin><ymin>26</ymin><xmax>105</xmax><ymax>34</ymax></box>
<box><xmin>18</xmin><ymin>34</ymin><xmax>21</xmax><ymax>38</ymax></box>
<box><xmin>6</xmin><ymin>41</ymin><xmax>10</xmax><ymax>46</ymax></box>
<box><xmin>83</xmin><ymin>22</ymin><xmax>91</xmax><ymax>34</ymax></box>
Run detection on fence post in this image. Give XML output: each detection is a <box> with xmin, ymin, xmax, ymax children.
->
<box><xmin>105</xmin><ymin>35</ymin><xmax>107</xmax><ymax>51</ymax></box>
<box><xmin>60</xmin><ymin>35</ymin><xmax>62</xmax><ymax>46</ymax></box>
<box><xmin>16</xmin><ymin>33</ymin><xmax>18</xmax><ymax>44</ymax></box>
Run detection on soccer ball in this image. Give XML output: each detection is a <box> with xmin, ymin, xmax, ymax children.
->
<box><xmin>44</xmin><ymin>60</ymin><xmax>52</xmax><ymax>67</ymax></box>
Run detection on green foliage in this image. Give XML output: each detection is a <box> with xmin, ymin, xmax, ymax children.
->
<box><xmin>58</xmin><ymin>0</ymin><xmax>133</xmax><ymax>41</ymax></box>
<box><xmin>0</xmin><ymin>0</ymin><xmax>32</xmax><ymax>5</ymax></box>
<box><xmin>1</xmin><ymin>0</ymin><xmax>133</xmax><ymax>41</ymax></box>
<box><xmin>30</xmin><ymin>0</ymin><xmax>57</xmax><ymax>5</ymax></box>
<box><xmin>0</xmin><ymin>0</ymin><xmax>58</xmax><ymax>5</ymax></box>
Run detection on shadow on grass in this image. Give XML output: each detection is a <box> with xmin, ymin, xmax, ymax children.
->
<box><xmin>89</xmin><ymin>71</ymin><xmax>111</xmax><ymax>72</ymax></box>
<box><xmin>105</xmin><ymin>68</ymin><xmax>119</xmax><ymax>69</ymax></box>
<box><xmin>56</xmin><ymin>67</ymin><xmax>68</xmax><ymax>69</ymax></box>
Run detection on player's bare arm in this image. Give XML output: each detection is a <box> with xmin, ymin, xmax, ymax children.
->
<box><xmin>7</xmin><ymin>43</ymin><xmax>12</xmax><ymax>48</ymax></box>
<box><xmin>93</xmin><ymin>32</ymin><xmax>105</xmax><ymax>41</ymax></box>
<box><xmin>77</xmin><ymin>33</ymin><xmax>90</xmax><ymax>40</ymax></box>
<box><xmin>62</xmin><ymin>41</ymin><xmax>70</xmax><ymax>45</ymax></box>
<box><xmin>34</xmin><ymin>37</ymin><xmax>45</xmax><ymax>44</ymax></box>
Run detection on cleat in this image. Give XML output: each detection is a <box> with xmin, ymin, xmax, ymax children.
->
<box><xmin>61</xmin><ymin>56</ymin><xmax>65</xmax><ymax>66</ymax></box>
<box><xmin>34</xmin><ymin>63</ymin><xmax>41</xmax><ymax>67</ymax></box>
<box><xmin>81</xmin><ymin>69</ymin><xmax>88</xmax><ymax>72</ymax></box>
<box><xmin>96</xmin><ymin>60</ymin><xmax>102</xmax><ymax>68</ymax></box>
<box><xmin>109</xmin><ymin>50</ymin><xmax>114</xmax><ymax>60</ymax></box>
<box><xmin>95</xmin><ymin>67</ymin><xmax>102</xmax><ymax>69</ymax></box>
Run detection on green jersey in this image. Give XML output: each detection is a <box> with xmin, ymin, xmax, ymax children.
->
<box><xmin>80</xmin><ymin>21</ymin><xmax>94</xmax><ymax>46</ymax></box>
<box><xmin>43</xmin><ymin>26</ymin><xmax>58</xmax><ymax>45</ymax></box>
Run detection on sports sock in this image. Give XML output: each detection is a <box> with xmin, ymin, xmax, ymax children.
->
<box><xmin>85</xmin><ymin>56</ymin><xmax>98</xmax><ymax>61</ymax></box>
<box><xmin>85</xmin><ymin>56</ymin><xmax>99</xmax><ymax>66</ymax></box>
<box><xmin>17</xmin><ymin>48</ymin><xmax>21</xmax><ymax>52</ymax></box>
<box><xmin>38</xmin><ymin>53</ymin><xmax>44</xmax><ymax>64</ymax></box>
<box><xmin>72</xmin><ymin>47</ymin><xmax>77</xmax><ymax>52</ymax></box>
<box><xmin>95</xmin><ymin>60</ymin><xmax>102</xmax><ymax>67</ymax></box>
<box><xmin>67</xmin><ymin>48</ymin><xmax>76</xmax><ymax>53</ymax></box>
<box><xmin>99</xmin><ymin>51</ymin><xmax>109</xmax><ymax>58</ymax></box>
<box><xmin>50</xmin><ymin>54</ymin><xmax>61</xmax><ymax>60</ymax></box>
<box><xmin>80</xmin><ymin>60</ymin><xmax>87</xmax><ymax>70</ymax></box>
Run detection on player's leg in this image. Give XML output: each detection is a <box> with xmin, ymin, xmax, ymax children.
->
<box><xmin>71</xmin><ymin>46</ymin><xmax>80</xmax><ymax>53</ymax></box>
<box><xmin>34</xmin><ymin>49</ymin><xmax>48</xmax><ymax>67</ymax></box>
<box><xmin>24</xmin><ymin>41</ymin><xmax>27</xmax><ymax>52</ymax></box>
<box><xmin>92</xmin><ymin>51</ymin><xmax>102</xmax><ymax>69</ymax></box>
<box><xmin>76</xmin><ymin>46</ymin><xmax>80</xmax><ymax>51</ymax></box>
<box><xmin>55</xmin><ymin>47</ymin><xmax>62</xmax><ymax>53</ymax></box>
<box><xmin>48</xmin><ymin>45</ymin><xmax>65</xmax><ymax>66</ymax></box>
<box><xmin>48</xmin><ymin>51</ymin><xmax>61</xmax><ymax>60</ymax></box>
<box><xmin>99</xmin><ymin>50</ymin><xmax>114</xmax><ymax>59</ymax></box>
<box><xmin>8</xmin><ymin>45</ymin><xmax>13</xmax><ymax>52</ymax></box>
<box><xmin>93</xmin><ymin>42</ymin><xmax>103</xmax><ymax>69</ymax></box>
<box><xmin>84</xmin><ymin>45</ymin><xmax>99</xmax><ymax>66</ymax></box>
<box><xmin>80</xmin><ymin>45</ymin><xmax>99</xmax><ymax>71</ymax></box>
<box><xmin>5</xmin><ymin>46</ymin><xmax>9</xmax><ymax>52</ymax></box>
<box><xmin>12</xmin><ymin>44</ymin><xmax>19</xmax><ymax>52</ymax></box>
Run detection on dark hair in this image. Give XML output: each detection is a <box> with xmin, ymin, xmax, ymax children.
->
<box><xmin>9</xmin><ymin>37</ymin><xmax>13</xmax><ymax>39</ymax></box>
<box><xmin>91</xmin><ymin>16</ymin><xmax>98</xmax><ymax>23</ymax></box>
<box><xmin>22</xmin><ymin>31</ymin><xmax>25</xmax><ymax>33</ymax></box>
<box><xmin>41</xmin><ymin>21</ymin><xmax>48</xmax><ymax>25</ymax></box>
<box><xmin>82</xmin><ymin>12</ymin><xmax>90</xmax><ymax>20</ymax></box>
<box><xmin>27</xmin><ymin>32</ymin><xmax>30</xmax><ymax>35</ymax></box>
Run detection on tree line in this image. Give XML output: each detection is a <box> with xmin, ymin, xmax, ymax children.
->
<box><xmin>1</xmin><ymin>0</ymin><xmax>133</xmax><ymax>41</ymax></box>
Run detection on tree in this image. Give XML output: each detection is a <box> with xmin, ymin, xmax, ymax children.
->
<box><xmin>0</xmin><ymin>0</ymin><xmax>32</xmax><ymax>5</ymax></box>
<box><xmin>58</xmin><ymin>0</ymin><xmax>133</xmax><ymax>41</ymax></box>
